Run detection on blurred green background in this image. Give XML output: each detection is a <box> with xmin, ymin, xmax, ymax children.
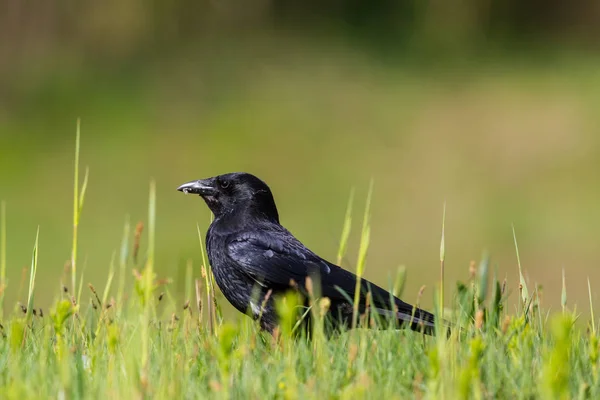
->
<box><xmin>1</xmin><ymin>0</ymin><xmax>600</xmax><ymax>315</ymax></box>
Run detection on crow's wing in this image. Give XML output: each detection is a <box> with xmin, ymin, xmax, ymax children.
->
<box><xmin>226</xmin><ymin>226</ymin><xmax>392</xmax><ymax>306</ymax></box>
<box><xmin>226</xmin><ymin>227</ymin><xmax>333</xmax><ymax>291</ymax></box>
<box><xmin>226</xmin><ymin>226</ymin><xmax>436</xmax><ymax>330</ymax></box>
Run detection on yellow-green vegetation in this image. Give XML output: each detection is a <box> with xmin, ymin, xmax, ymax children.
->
<box><xmin>0</xmin><ymin>134</ymin><xmax>599</xmax><ymax>399</ymax></box>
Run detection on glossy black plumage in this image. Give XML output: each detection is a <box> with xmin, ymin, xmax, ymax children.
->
<box><xmin>178</xmin><ymin>172</ymin><xmax>436</xmax><ymax>335</ymax></box>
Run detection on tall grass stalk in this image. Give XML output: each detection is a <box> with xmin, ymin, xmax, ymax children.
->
<box><xmin>562</xmin><ymin>268</ymin><xmax>567</xmax><ymax>314</ymax></box>
<box><xmin>589</xmin><ymin>278</ymin><xmax>596</xmax><ymax>335</ymax></box>
<box><xmin>117</xmin><ymin>215</ymin><xmax>130</xmax><ymax>315</ymax></box>
<box><xmin>198</xmin><ymin>221</ymin><xmax>220</xmax><ymax>335</ymax></box>
<box><xmin>439</xmin><ymin>201</ymin><xmax>446</xmax><ymax>316</ymax></box>
<box><xmin>141</xmin><ymin>179</ymin><xmax>156</xmax><ymax>377</ymax></box>
<box><xmin>336</xmin><ymin>188</ymin><xmax>354</xmax><ymax>266</ymax></box>
<box><xmin>71</xmin><ymin>119</ymin><xmax>89</xmax><ymax>295</ymax></box>
<box><xmin>76</xmin><ymin>257</ymin><xmax>87</xmax><ymax>308</ymax></box>
<box><xmin>197</xmin><ymin>224</ymin><xmax>214</xmax><ymax>335</ymax></box>
<box><xmin>92</xmin><ymin>253</ymin><xmax>116</xmax><ymax>338</ymax></box>
<box><xmin>102</xmin><ymin>252</ymin><xmax>116</xmax><ymax>307</ymax></box>
<box><xmin>351</xmin><ymin>180</ymin><xmax>373</xmax><ymax>330</ymax></box>
<box><xmin>1</xmin><ymin>200</ymin><xmax>6</xmax><ymax>318</ymax></box>
<box><xmin>25</xmin><ymin>227</ymin><xmax>39</xmax><ymax>324</ymax></box>
<box><xmin>512</xmin><ymin>225</ymin><xmax>529</xmax><ymax>311</ymax></box>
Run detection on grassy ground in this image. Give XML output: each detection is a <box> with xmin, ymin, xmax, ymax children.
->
<box><xmin>1</xmin><ymin>283</ymin><xmax>595</xmax><ymax>399</ymax></box>
<box><xmin>0</xmin><ymin>134</ymin><xmax>598</xmax><ymax>399</ymax></box>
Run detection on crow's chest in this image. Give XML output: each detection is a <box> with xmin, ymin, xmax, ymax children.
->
<box><xmin>206</xmin><ymin>231</ymin><xmax>253</xmax><ymax>313</ymax></box>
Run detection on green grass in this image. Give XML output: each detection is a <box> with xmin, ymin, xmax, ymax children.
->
<box><xmin>0</xmin><ymin>132</ymin><xmax>599</xmax><ymax>399</ymax></box>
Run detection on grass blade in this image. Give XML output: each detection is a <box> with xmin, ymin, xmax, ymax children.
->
<box><xmin>589</xmin><ymin>278</ymin><xmax>595</xmax><ymax>335</ymax></box>
<box><xmin>512</xmin><ymin>224</ymin><xmax>529</xmax><ymax>309</ymax></box>
<box><xmin>439</xmin><ymin>201</ymin><xmax>446</xmax><ymax>314</ymax></box>
<box><xmin>147</xmin><ymin>180</ymin><xmax>156</xmax><ymax>274</ymax></box>
<box><xmin>1</xmin><ymin>201</ymin><xmax>6</xmax><ymax>319</ymax></box>
<box><xmin>102</xmin><ymin>252</ymin><xmax>116</xmax><ymax>306</ymax></box>
<box><xmin>477</xmin><ymin>252</ymin><xmax>490</xmax><ymax>305</ymax></box>
<box><xmin>78</xmin><ymin>167</ymin><xmax>89</xmax><ymax>212</ymax></box>
<box><xmin>26</xmin><ymin>227</ymin><xmax>40</xmax><ymax>323</ymax></box>
<box><xmin>393</xmin><ymin>265</ymin><xmax>407</xmax><ymax>299</ymax></box>
<box><xmin>71</xmin><ymin>119</ymin><xmax>88</xmax><ymax>296</ymax></box>
<box><xmin>336</xmin><ymin>188</ymin><xmax>355</xmax><ymax>266</ymax></box>
<box><xmin>117</xmin><ymin>215</ymin><xmax>130</xmax><ymax>314</ymax></box>
<box><xmin>197</xmin><ymin>222</ymin><xmax>217</xmax><ymax>335</ymax></box>
<box><xmin>351</xmin><ymin>180</ymin><xmax>373</xmax><ymax>330</ymax></box>
<box><xmin>561</xmin><ymin>268</ymin><xmax>567</xmax><ymax>314</ymax></box>
<box><xmin>71</xmin><ymin>119</ymin><xmax>81</xmax><ymax>293</ymax></box>
<box><xmin>76</xmin><ymin>257</ymin><xmax>88</xmax><ymax>309</ymax></box>
<box><xmin>141</xmin><ymin>179</ymin><xmax>156</xmax><ymax>376</ymax></box>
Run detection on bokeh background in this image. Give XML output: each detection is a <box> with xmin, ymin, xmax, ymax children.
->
<box><xmin>1</xmin><ymin>1</ymin><xmax>600</xmax><ymax>316</ymax></box>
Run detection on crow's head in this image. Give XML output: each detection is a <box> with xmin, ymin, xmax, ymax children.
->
<box><xmin>177</xmin><ymin>172</ymin><xmax>279</xmax><ymax>222</ymax></box>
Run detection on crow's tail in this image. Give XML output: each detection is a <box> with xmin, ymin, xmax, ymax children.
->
<box><xmin>373</xmin><ymin>304</ymin><xmax>444</xmax><ymax>336</ymax></box>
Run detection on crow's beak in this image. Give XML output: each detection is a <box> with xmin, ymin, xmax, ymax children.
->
<box><xmin>177</xmin><ymin>179</ymin><xmax>217</xmax><ymax>196</ymax></box>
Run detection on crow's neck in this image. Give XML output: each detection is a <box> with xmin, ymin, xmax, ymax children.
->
<box><xmin>212</xmin><ymin>207</ymin><xmax>279</xmax><ymax>233</ymax></box>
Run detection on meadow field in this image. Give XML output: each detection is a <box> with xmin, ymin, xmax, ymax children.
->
<box><xmin>1</xmin><ymin>126</ymin><xmax>600</xmax><ymax>398</ymax></box>
<box><xmin>2</xmin><ymin>5</ymin><xmax>600</xmax><ymax>396</ymax></box>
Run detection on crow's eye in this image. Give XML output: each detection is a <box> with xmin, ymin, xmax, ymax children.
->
<box><xmin>219</xmin><ymin>179</ymin><xmax>230</xmax><ymax>189</ymax></box>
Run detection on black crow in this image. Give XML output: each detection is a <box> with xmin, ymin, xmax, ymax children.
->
<box><xmin>178</xmin><ymin>172</ymin><xmax>437</xmax><ymax>335</ymax></box>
